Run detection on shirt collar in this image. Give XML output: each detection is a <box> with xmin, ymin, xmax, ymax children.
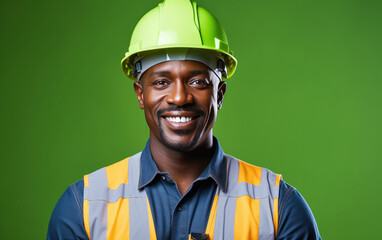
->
<box><xmin>138</xmin><ymin>136</ymin><xmax>227</xmax><ymax>192</ymax></box>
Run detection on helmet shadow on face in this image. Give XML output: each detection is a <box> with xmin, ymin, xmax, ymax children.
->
<box><xmin>133</xmin><ymin>61</ymin><xmax>227</xmax><ymax>111</ymax></box>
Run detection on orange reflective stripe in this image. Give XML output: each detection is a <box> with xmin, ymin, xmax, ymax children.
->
<box><xmin>83</xmin><ymin>175</ymin><xmax>91</xmax><ymax>239</ymax></box>
<box><xmin>107</xmin><ymin>198</ymin><xmax>130</xmax><ymax>240</ymax></box>
<box><xmin>205</xmin><ymin>195</ymin><xmax>219</xmax><ymax>239</ymax></box>
<box><xmin>105</xmin><ymin>157</ymin><xmax>130</xmax><ymax>240</ymax></box>
<box><xmin>238</xmin><ymin>160</ymin><xmax>262</xmax><ymax>185</ymax></box>
<box><xmin>147</xmin><ymin>198</ymin><xmax>157</xmax><ymax>240</ymax></box>
<box><xmin>275</xmin><ymin>174</ymin><xmax>282</xmax><ymax>186</ymax></box>
<box><xmin>234</xmin><ymin>196</ymin><xmax>260</xmax><ymax>240</ymax></box>
<box><xmin>83</xmin><ymin>199</ymin><xmax>91</xmax><ymax>240</ymax></box>
<box><xmin>84</xmin><ymin>174</ymin><xmax>89</xmax><ymax>187</ymax></box>
<box><xmin>273</xmin><ymin>198</ymin><xmax>279</xmax><ymax>237</ymax></box>
<box><xmin>273</xmin><ymin>174</ymin><xmax>281</xmax><ymax>236</ymax></box>
<box><xmin>106</xmin><ymin>157</ymin><xmax>129</xmax><ymax>189</ymax></box>
<box><xmin>83</xmin><ymin>200</ymin><xmax>90</xmax><ymax>240</ymax></box>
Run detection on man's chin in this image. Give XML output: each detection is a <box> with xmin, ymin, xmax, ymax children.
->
<box><xmin>160</xmin><ymin>135</ymin><xmax>199</xmax><ymax>152</ymax></box>
<box><xmin>158</xmin><ymin>120</ymin><xmax>204</xmax><ymax>152</ymax></box>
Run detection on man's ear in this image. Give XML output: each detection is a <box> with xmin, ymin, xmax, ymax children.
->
<box><xmin>133</xmin><ymin>81</ymin><xmax>144</xmax><ymax>109</ymax></box>
<box><xmin>217</xmin><ymin>81</ymin><xmax>227</xmax><ymax>110</ymax></box>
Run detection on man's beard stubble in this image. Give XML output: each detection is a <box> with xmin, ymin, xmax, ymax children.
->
<box><xmin>157</xmin><ymin>106</ymin><xmax>205</xmax><ymax>152</ymax></box>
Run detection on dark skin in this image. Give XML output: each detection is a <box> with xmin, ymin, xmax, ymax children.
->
<box><xmin>134</xmin><ymin>60</ymin><xmax>226</xmax><ymax>196</ymax></box>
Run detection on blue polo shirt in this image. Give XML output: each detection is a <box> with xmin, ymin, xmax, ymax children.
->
<box><xmin>47</xmin><ymin>138</ymin><xmax>321</xmax><ymax>240</ymax></box>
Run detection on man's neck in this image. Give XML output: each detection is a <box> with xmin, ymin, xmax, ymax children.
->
<box><xmin>149</xmin><ymin>133</ymin><xmax>214</xmax><ymax>196</ymax></box>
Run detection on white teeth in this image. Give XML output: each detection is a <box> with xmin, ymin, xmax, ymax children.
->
<box><xmin>166</xmin><ymin>117</ymin><xmax>192</xmax><ymax>123</ymax></box>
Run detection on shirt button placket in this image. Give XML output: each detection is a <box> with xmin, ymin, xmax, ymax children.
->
<box><xmin>180</xmin><ymin>204</ymin><xmax>187</xmax><ymax>236</ymax></box>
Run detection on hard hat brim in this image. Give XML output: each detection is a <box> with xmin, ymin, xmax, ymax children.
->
<box><xmin>121</xmin><ymin>45</ymin><xmax>237</xmax><ymax>81</ymax></box>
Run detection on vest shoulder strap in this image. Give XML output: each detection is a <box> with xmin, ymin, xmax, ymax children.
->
<box><xmin>83</xmin><ymin>152</ymin><xmax>157</xmax><ymax>240</ymax></box>
<box><xmin>206</xmin><ymin>154</ymin><xmax>282</xmax><ymax>240</ymax></box>
<box><xmin>222</xmin><ymin>154</ymin><xmax>282</xmax><ymax>198</ymax></box>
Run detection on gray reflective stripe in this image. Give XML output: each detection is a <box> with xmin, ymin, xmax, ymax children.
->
<box><xmin>84</xmin><ymin>153</ymin><xmax>146</xmax><ymax>203</ymax></box>
<box><xmin>259</xmin><ymin>197</ymin><xmax>275</xmax><ymax>239</ymax></box>
<box><xmin>84</xmin><ymin>152</ymin><xmax>150</xmax><ymax>240</ymax></box>
<box><xmin>84</xmin><ymin>182</ymin><xmax>146</xmax><ymax>203</ymax></box>
<box><xmin>228</xmin><ymin>181</ymin><xmax>278</xmax><ymax>199</ymax></box>
<box><xmin>212</xmin><ymin>155</ymin><xmax>238</xmax><ymax>239</ymax></box>
<box><xmin>212</xmin><ymin>196</ymin><xmax>237</xmax><ymax>240</ymax></box>
<box><xmin>129</xmin><ymin>197</ymin><xmax>151</xmax><ymax>239</ymax></box>
<box><xmin>127</xmin><ymin>153</ymin><xmax>152</xmax><ymax>239</ymax></box>
<box><xmin>262</xmin><ymin>168</ymin><xmax>279</xmax><ymax>199</ymax></box>
<box><xmin>220</xmin><ymin>155</ymin><xmax>279</xmax><ymax>199</ymax></box>
<box><xmin>127</xmin><ymin>153</ymin><xmax>145</xmax><ymax>197</ymax></box>
<box><xmin>213</xmin><ymin>154</ymin><xmax>279</xmax><ymax>239</ymax></box>
<box><xmin>89</xmin><ymin>167</ymin><xmax>108</xmax><ymax>187</ymax></box>
<box><xmin>87</xmin><ymin>168</ymin><xmax>108</xmax><ymax>240</ymax></box>
<box><xmin>89</xmin><ymin>201</ymin><xmax>108</xmax><ymax>240</ymax></box>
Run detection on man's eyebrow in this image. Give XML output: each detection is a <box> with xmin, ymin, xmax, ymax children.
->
<box><xmin>149</xmin><ymin>71</ymin><xmax>171</xmax><ymax>76</ymax></box>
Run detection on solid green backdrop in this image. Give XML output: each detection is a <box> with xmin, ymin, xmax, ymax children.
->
<box><xmin>1</xmin><ymin>0</ymin><xmax>381</xmax><ymax>239</ymax></box>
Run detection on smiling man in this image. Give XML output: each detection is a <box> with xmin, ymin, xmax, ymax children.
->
<box><xmin>48</xmin><ymin>0</ymin><xmax>321</xmax><ymax>239</ymax></box>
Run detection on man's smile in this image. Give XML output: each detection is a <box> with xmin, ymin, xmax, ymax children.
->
<box><xmin>165</xmin><ymin>116</ymin><xmax>193</xmax><ymax>123</ymax></box>
<box><xmin>160</xmin><ymin>110</ymin><xmax>203</xmax><ymax>130</ymax></box>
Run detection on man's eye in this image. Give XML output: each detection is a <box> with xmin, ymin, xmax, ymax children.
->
<box><xmin>190</xmin><ymin>79</ymin><xmax>208</xmax><ymax>87</ymax></box>
<box><xmin>152</xmin><ymin>80</ymin><xmax>169</xmax><ymax>86</ymax></box>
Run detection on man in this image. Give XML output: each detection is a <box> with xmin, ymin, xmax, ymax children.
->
<box><xmin>48</xmin><ymin>0</ymin><xmax>321</xmax><ymax>239</ymax></box>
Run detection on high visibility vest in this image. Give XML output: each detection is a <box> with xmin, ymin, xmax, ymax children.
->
<box><xmin>83</xmin><ymin>153</ymin><xmax>282</xmax><ymax>240</ymax></box>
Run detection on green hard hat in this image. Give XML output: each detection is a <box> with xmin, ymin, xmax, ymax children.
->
<box><xmin>121</xmin><ymin>0</ymin><xmax>237</xmax><ymax>80</ymax></box>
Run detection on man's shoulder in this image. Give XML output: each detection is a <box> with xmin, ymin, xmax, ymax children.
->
<box><xmin>224</xmin><ymin>153</ymin><xmax>278</xmax><ymax>170</ymax></box>
<box><xmin>277</xmin><ymin>180</ymin><xmax>322</xmax><ymax>239</ymax></box>
<box><xmin>222</xmin><ymin>156</ymin><xmax>321</xmax><ymax>239</ymax></box>
<box><xmin>224</xmin><ymin>153</ymin><xmax>282</xmax><ymax>182</ymax></box>
<box><xmin>83</xmin><ymin>152</ymin><xmax>143</xmax><ymax>191</ymax></box>
<box><xmin>85</xmin><ymin>152</ymin><xmax>142</xmax><ymax>177</ymax></box>
<box><xmin>47</xmin><ymin>179</ymin><xmax>88</xmax><ymax>239</ymax></box>
<box><xmin>222</xmin><ymin>154</ymin><xmax>282</xmax><ymax>200</ymax></box>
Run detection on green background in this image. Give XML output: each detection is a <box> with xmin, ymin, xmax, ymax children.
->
<box><xmin>1</xmin><ymin>0</ymin><xmax>381</xmax><ymax>239</ymax></box>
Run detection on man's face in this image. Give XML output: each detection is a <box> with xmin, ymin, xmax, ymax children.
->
<box><xmin>134</xmin><ymin>60</ymin><xmax>226</xmax><ymax>152</ymax></box>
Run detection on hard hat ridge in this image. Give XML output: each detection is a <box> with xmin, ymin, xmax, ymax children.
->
<box><xmin>157</xmin><ymin>0</ymin><xmax>202</xmax><ymax>47</ymax></box>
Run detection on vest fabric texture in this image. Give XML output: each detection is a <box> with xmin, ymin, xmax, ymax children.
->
<box><xmin>83</xmin><ymin>153</ymin><xmax>282</xmax><ymax>240</ymax></box>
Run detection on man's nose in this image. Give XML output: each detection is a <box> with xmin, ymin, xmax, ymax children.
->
<box><xmin>166</xmin><ymin>81</ymin><xmax>193</xmax><ymax>106</ymax></box>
